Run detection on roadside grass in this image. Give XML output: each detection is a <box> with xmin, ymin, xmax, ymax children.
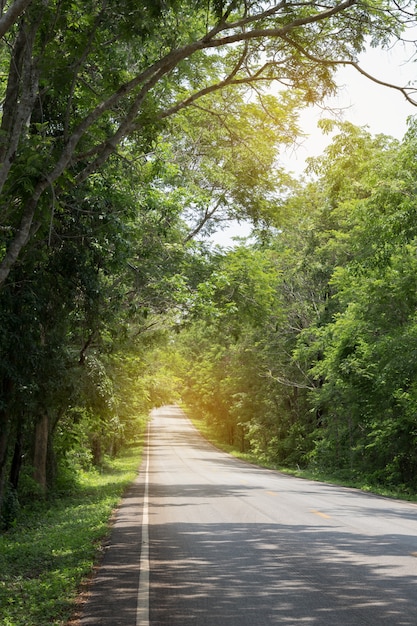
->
<box><xmin>0</xmin><ymin>443</ymin><xmax>145</xmax><ymax>626</ymax></box>
<box><xmin>187</xmin><ymin>412</ymin><xmax>417</xmax><ymax>503</ymax></box>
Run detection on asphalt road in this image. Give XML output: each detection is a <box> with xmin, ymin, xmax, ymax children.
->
<box><xmin>81</xmin><ymin>405</ymin><xmax>417</xmax><ymax>625</ymax></box>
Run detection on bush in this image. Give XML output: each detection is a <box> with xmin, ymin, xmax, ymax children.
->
<box><xmin>0</xmin><ymin>484</ymin><xmax>20</xmax><ymax>531</ymax></box>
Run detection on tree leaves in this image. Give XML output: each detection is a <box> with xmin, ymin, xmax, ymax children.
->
<box><xmin>1</xmin><ymin>0</ymin><xmax>415</xmax><ymax>284</ymax></box>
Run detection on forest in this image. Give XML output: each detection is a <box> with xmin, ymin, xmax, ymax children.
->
<box><xmin>2</xmin><ymin>0</ymin><xmax>417</xmax><ymax>529</ymax></box>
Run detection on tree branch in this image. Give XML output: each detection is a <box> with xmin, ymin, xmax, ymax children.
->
<box><xmin>64</xmin><ymin>0</ymin><xmax>362</xmax><ymax>173</ymax></box>
<box><xmin>0</xmin><ymin>17</ymin><xmax>40</xmax><ymax>194</ymax></box>
<box><xmin>183</xmin><ymin>196</ymin><xmax>225</xmax><ymax>243</ymax></box>
<box><xmin>279</xmin><ymin>32</ymin><xmax>417</xmax><ymax>106</ymax></box>
<box><xmin>0</xmin><ymin>0</ymin><xmax>413</xmax><ymax>287</ymax></box>
<box><xmin>0</xmin><ymin>0</ymin><xmax>32</xmax><ymax>38</ymax></box>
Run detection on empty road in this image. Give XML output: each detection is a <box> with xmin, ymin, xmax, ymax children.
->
<box><xmin>81</xmin><ymin>405</ymin><xmax>417</xmax><ymax>625</ymax></box>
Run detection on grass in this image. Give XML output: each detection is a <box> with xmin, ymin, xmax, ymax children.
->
<box><xmin>187</xmin><ymin>412</ymin><xmax>417</xmax><ymax>503</ymax></box>
<box><xmin>0</xmin><ymin>443</ymin><xmax>145</xmax><ymax>626</ymax></box>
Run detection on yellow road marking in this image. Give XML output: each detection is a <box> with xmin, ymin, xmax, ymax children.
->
<box><xmin>311</xmin><ymin>509</ymin><xmax>331</xmax><ymax>519</ymax></box>
<box><xmin>266</xmin><ymin>490</ymin><xmax>278</xmax><ymax>496</ymax></box>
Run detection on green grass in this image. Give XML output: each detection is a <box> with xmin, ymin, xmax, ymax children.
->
<box><xmin>0</xmin><ymin>444</ymin><xmax>145</xmax><ymax>626</ymax></box>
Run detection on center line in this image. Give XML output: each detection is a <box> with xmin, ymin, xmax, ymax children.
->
<box><xmin>311</xmin><ymin>509</ymin><xmax>331</xmax><ymax>519</ymax></box>
<box><xmin>136</xmin><ymin>422</ymin><xmax>151</xmax><ymax>626</ymax></box>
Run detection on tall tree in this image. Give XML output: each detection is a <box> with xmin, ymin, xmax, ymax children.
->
<box><xmin>301</xmin><ymin>121</ymin><xmax>417</xmax><ymax>485</ymax></box>
<box><xmin>0</xmin><ymin>0</ymin><xmax>416</xmax><ymax>286</ymax></box>
<box><xmin>0</xmin><ymin>138</ymin><xmax>199</xmax><ymax>510</ymax></box>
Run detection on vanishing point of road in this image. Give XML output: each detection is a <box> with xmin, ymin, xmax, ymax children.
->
<box><xmin>80</xmin><ymin>405</ymin><xmax>417</xmax><ymax>625</ymax></box>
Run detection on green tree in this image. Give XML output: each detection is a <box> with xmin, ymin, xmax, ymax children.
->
<box><xmin>287</xmin><ymin>121</ymin><xmax>417</xmax><ymax>488</ymax></box>
<box><xmin>0</xmin><ymin>146</ymin><xmax>198</xmax><ymax>512</ymax></box>
<box><xmin>176</xmin><ymin>121</ymin><xmax>417</xmax><ymax>482</ymax></box>
<box><xmin>0</xmin><ymin>0</ymin><xmax>415</xmax><ymax>285</ymax></box>
<box><xmin>176</xmin><ymin>244</ymin><xmax>307</xmax><ymax>459</ymax></box>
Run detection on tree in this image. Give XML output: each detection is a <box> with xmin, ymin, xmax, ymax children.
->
<box><xmin>175</xmin><ymin>120</ymin><xmax>417</xmax><ymax>483</ymax></box>
<box><xmin>176</xmin><ymin>243</ymin><xmax>310</xmax><ymax>459</ymax></box>
<box><xmin>0</xmin><ymin>135</ymin><xmax>200</xmax><ymax>510</ymax></box>
<box><xmin>0</xmin><ymin>0</ymin><xmax>416</xmax><ymax>286</ymax></box>
<box><xmin>165</xmin><ymin>89</ymin><xmax>300</xmax><ymax>240</ymax></box>
<box><xmin>279</xmin><ymin>120</ymin><xmax>417</xmax><ymax>487</ymax></box>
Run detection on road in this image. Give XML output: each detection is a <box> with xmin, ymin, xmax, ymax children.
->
<box><xmin>81</xmin><ymin>405</ymin><xmax>417</xmax><ymax>625</ymax></box>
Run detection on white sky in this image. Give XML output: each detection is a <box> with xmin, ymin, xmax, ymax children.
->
<box><xmin>283</xmin><ymin>42</ymin><xmax>417</xmax><ymax>174</ymax></box>
<box><xmin>212</xmin><ymin>39</ymin><xmax>417</xmax><ymax>246</ymax></box>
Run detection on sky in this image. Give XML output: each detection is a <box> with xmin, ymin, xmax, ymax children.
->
<box><xmin>283</xmin><ymin>41</ymin><xmax>417</xmax><ymax>175</ymax></box>
<box><xmin>212</xmin><ymin>38</ymin><xmax>417</xmax><ymax>246</ymax></box>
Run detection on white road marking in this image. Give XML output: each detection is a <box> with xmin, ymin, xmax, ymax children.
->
<box><xmin>136</xmin><ymin>422</ymin><xmax>150</xmax><ymax>626</ymax></box>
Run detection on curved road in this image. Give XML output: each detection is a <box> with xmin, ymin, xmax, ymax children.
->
<box><xmin>81</xmin><ymin>405</ymin><xmax>417</xmax><ymax>625</ymax></box>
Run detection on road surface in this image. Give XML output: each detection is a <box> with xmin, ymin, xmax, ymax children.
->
<box><xmin>81</xmin><ymin>405</ymin><xmax>417</xmax><ymax>625</ymax></box>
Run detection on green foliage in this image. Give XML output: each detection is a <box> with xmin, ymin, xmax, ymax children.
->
<box><xmin>1</xmin><ymin>0</ymin><xmax>417</xmax><ymax>520</ymax></box>
<box><xmin>290</xmin><ymin>121</ymin><xmax>417</xmax><ymax>488</ymax></box>
<box><xmin>175</xmin><ymin>243</ymin><xmax>314</xmax><ymax>460</ymax></box>
<box><xmin>168</xmin><ymin>89</ymin><xmax>300</xmax><ymax>236</ymax></box>
<box><xmin>0</xmin><ymin>106</ymin><xmax>208</xmax><ymax>512</ymax></box>
<box><xmin>0</xmin><ymin>485</ymin><xmax>20</xmax><ymax>532</ymax></box>
<box><xmin>173</xmin><ymin>119</ymin><xmax>417</xmax><ymax>493</ymax></box>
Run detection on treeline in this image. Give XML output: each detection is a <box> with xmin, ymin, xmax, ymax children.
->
<box><xmin>177</xmin><ymin>121</ymin><xmax>417</xmax><ymax>492</ymax></box>
<box><xmin>0</xmin><ymin>149</ymin><xmax>187</xmax><ymax>527</ymax></box>
<box><xmin>0</xmin><ymin>0</ymin><xmax>296</xmax><ymax>527</ymax></box>
<box><xmin>1</xmin><ymin>1</ymin><xmax>416</xmax><ymax>527</ymax></box>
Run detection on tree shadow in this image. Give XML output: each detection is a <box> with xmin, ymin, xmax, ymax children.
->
<box><xmin>150</xmin><ymin>520</ymin><xmax>417</xmax><ymax>625</ymax></box>
<box><xmin>81</xmin><ymin>474</ymin><xmax>417</xmax><ymax>625</ymax></box>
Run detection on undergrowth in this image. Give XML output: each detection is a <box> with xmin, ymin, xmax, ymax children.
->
<box><xmin>187</xmin><ymin>412</ymin><xmax>417</xmax><ymax>503</ymax></box>
<box><xmin>0</xmin><ymin>445</ymin><xmax>144</xmax><ymax>626</ymax></box>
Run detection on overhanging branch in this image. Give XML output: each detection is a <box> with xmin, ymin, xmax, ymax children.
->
<box><xmin>279</xmin><ymin>32</ymin><xmax>417</xmax><ymax>106</ymax></box>
<box><xmin>0</xmin><ymin>0</ymin><xmax>414</xmax><ymax>287</ymax></box>
<box><xmin>0</xmin><ymin>0</ymin><xmax>32</xmax><ymax>38</ymax></box>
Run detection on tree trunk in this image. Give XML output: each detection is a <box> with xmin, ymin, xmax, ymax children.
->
<box><xmin>9</xmin><ymin>426</ymin><xmax>23</xmax><ymax>490</ymax></box>
<box><xmin>33</xmin><ymin>413</ymin><xmax>49</xmax><ymax>493</ymax></box>
<box><xmin>0</xmin><ymin>0</ymin><xmax>33</xmax><ymax>39</ymax></box>
<box><xmin>0</xmin><ymin>414</ymin><xmax>11</xmax><ymax>514</ymax></box>
<box><xmin>0</xmin><ymin>376</ymin><xmax>13</xmax><ymax>515</ymax></box>
<box><xmin>90</xmin><ymin>434</ymin><xmax>102</xmax><ymax>467</ymax></box>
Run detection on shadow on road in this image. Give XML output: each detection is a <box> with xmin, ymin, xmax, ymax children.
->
<box><xmin>149</xmin><ymin>520</ymin><xmax>417</xmax><ymax>625</ymax></box>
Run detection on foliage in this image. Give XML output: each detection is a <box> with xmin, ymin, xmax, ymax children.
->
<box><xmin>296</xmin><ymin>123</ymin><xmax>417</xmax><ymax>487</ymax></box>
<box><xmin>1</xmin><ymin>0</ymin><xmax>417</xmax><ymax>519</ymax></box>
<box><xmin>0</xmin><ymin>107</ymin><xmax>205</xmax><ymax>517</ymax></box>
<box><xmin>175</xmin><ymin>119</ymin><xmax>417</xmax><ymax>493</ymax></box>
<box><xmin>176</xmin><ymin>243</ymin><xmax>313</xmax><ymax>460</ymax></box>
<box><xmin>0</xmin><ymin>0</ymin><xmax>414</xmax><ymax>285</ymax></box>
